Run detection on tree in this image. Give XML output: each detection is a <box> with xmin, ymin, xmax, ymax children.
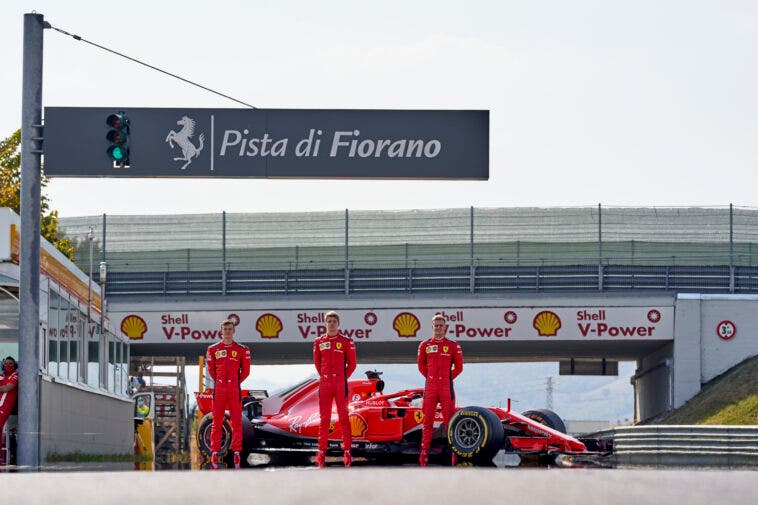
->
<box><xmin>0</xmin><ymin>129</ymin><xmax>75</xmax><ymax>260</ymax></box>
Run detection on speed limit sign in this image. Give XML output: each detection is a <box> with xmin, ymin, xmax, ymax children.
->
<box><xmin>716</xmin><ymin>320</ymin><xmax>737</xmax><ymax>341</ymax></box>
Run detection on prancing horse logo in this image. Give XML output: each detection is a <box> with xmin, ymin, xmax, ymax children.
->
<box><xmin>165</xmin><ymin>116</ymin><xmax>205</xmax><ymax>170</ymax></box>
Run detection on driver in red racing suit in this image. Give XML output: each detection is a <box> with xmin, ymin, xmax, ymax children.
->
<box><xmin>206</xmin><ymin>320</ymin><xmax>251</xmax><ymax>469</ymax></box>
<box><xmin>313</xmin><ymin>310</ymin><xmax>357</xmax><ymax>468</ymax></box>
<box><xmin>417</xmin><ymin>313</ymin><xmax>463</xmax><ymax>466</ymax></box>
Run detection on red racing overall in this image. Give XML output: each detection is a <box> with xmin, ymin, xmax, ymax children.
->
<box><xmin>0</xmin><ymin>369</ymin><xmax>18</xmax><ymax>436</ymax></box>
<box><xmin>313</xmin><ymin>333</ymin><xmax>357</xmax><ymax>453</ymax></box>
<box><xmin>206</xmin><ymin>341</ymin><xmax>251</xmax><ymax>453</ymax></box>
<box><xmin>417</xmin><ymin>337</ymin><xmax>463</xmax><ymax>453</ymax></box>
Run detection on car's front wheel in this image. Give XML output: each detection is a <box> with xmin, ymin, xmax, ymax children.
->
<box><xmin>447</xmin><ymin>406</ymin><xmax>505</xmax><ymax>462</ymax></box>
<box><xmin>521</xmin><ymin>409</ymin><xmax>566</xmax><ymax>433</ymax></box>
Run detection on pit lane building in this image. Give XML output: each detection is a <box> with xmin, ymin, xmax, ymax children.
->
<box><xmin>58</xmin><ymin>205</ymin><xmax>758</xmax><ymax>422</ymax></box>
<box><xmin>0</xmin><ymin>208</ymin><xmax>131</xmax><ymax>462</ymax></box>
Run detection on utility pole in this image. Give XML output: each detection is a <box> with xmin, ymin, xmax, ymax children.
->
<box><xmin>87</xmin><ymin>227</ymin><xmax>94</xmax><ymax>331</ymax></box>
<box><xmin>546</xmin><ymin>376</ymin><xmax>554</xmax><ymax>410</ymax></box>
<box><xmin>19</xmin><ymin>11</ymin><xmax>47</xmax><ymax>470</ymax></box>
<box><xmin>99</xmin><ymin>261</ymin><xmax>107</xmax><ymax>389</ymax></box>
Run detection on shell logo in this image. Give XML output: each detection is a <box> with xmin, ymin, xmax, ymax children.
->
<box><xmin>256</xmin><ymin>313</ymin><xmax>283</xmax><ymax>338</ymax></box>
<box><xmin>120</xmin><ymin>315</ymin><xmax>147</xmax><ymax>340</ymax></box>
<box><xmin>393</xmin><ymin>312</ymin><xmax>420</xmax><ymax>338</ymax></box>
<box><xmin>349</xmin><ymin>414</ymin><xmax>368</xmax><ymax>437</ymax></box>
<box><xmin>533</xmin><ymin>311</ymin><xmax>561</xmax><ymax>336</ymax></box>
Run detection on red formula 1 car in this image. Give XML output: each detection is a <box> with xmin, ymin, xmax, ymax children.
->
<box><xmin>195</xmin><ymin>371</ymin><xmax>602</xmax><ymax>467</ymax></box>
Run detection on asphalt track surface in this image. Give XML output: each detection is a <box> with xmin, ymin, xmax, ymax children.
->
<box><xmin>2</xmin><ymin>468</ymin><xmax>754</xmax><ymax>505</ymax></box>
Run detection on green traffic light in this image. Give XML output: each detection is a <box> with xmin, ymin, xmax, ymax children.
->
<box><xmin>107</xmin><ymin>145</ymin><xmax>128</xmax><ymax>161</ymax></box>
<box><xmin>106</xmin><ymin>111</ymin><xmax>130</xmax><ymax>165</ymax></box>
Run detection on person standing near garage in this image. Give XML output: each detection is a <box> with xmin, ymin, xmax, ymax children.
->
<box><xmin>313</xmin><ymin>310</ymin><xmax>357</xmax><ymax>468</ymax></box>
<box><xmin>417</xmin><ymin>313</ymin><xmax>463</xmax><ymax>466</ymax></box>
<box><xmin>0</xmin><ymin>356</ymin><xmax>19</xmax><ymax>438</ymax></box>
<box><xmin>206</xmin><ymin>319</ymin><xmax>251</xmax><ymax>469</ymax></box>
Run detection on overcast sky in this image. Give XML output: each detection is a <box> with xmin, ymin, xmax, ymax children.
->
<box><xmin>2</xmin><ymin>1</ymin><xmax>757</xmax><ymax>217</ymax></box>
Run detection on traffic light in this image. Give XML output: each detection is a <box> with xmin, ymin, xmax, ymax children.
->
<box><xmin>106</xmin><ymin>112</ymin><xmax>130</xmax><ymax>166</ymax></box>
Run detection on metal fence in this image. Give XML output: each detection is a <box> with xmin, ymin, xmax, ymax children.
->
<box><xmin>101</xmin><ymin>262</ymin><xmax>758</xmax><ymax>297</ymax></box>
<box><xmin>57</xmin><ymin>205</ymin><xmax>758</xmax><ymax>297</ymax></box>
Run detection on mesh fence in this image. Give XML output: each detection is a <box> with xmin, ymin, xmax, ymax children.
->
<box><xmin>59</xmin><ymin>205</ymin><xmax>758</xmax><ymax>272</ymax></box>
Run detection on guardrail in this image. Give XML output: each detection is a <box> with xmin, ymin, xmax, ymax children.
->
<box><xmin>601</xmin><ymin>425</ymin><xmax>758</xmax><ymax>466</ymax></box>
<box><xmin>102</xmin><ymin>263</ymin><xmax>758</xmax><ymax>297</ymax></box>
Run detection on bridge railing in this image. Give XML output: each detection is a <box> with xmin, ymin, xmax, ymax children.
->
<box><xmin>100</xmin><ymin>253</ymin><xmax>758</xmax><ymax>297</ymax></box>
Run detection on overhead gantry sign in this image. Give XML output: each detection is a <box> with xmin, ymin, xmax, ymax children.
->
<box><xmin>43</xmin><ymin>108</ymin><xmax>489</xmax><ymax>179</ymax></box>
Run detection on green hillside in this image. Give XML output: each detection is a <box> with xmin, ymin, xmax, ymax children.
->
<box><xmin>654</xmin><ymin>355</ymin><xmax>758</xmax><ymax>425</ymax></box>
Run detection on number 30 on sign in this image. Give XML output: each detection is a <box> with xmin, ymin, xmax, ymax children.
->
<box><xmin>716</xmin><ymin>320</ymin><xmax>736</xmax><ymax>341</ymax></box>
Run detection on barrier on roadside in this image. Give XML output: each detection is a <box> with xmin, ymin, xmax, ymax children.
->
<box><xmin>600</xmin><ymin>425</ymin><xmax>758</xmax><ymax>466</ymax></box>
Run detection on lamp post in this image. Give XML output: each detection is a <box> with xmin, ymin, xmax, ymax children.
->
<box><xmin>99</xmin><ymin>261</ymin><xmax>107</xmax><ymax>389</ymax></box>
<box><xmin>87</xmin><ymin>227</ymin><xmax>94</xmax><ymax>383</ymax></box>
<box><xmin>87</xmin><ymin>227</ymin><xmax>94</xmax><ymax>324</ymax></box>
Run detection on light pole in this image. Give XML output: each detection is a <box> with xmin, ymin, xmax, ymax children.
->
<box><xmin>99</xmin><ymin>261</ymin><xmax>107</xmax><ymax>389</ymax></box>
<box><xmin>86</xmin><ymin>227</ymin><xmax>94</xmax><ymax>384</ymax></box>
<box><xmin>87</xmin><ymin>227</ymin><xmax>94</xmax><ymax>328</ymax></box>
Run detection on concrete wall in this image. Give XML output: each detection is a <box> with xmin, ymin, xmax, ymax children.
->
<box><xmin>672</xmin><ymin>296</ymin><xmax>702</xmax><ymax>409</ymax></box>
<box><xmin>697</xmin><ymin>295</ymin><xmax>758</xmax><ymax>382</ymax></box>
<box><xmin>39</xmin><ymin>378</ymin><xmax>133</xmax><ymax>460</ymax></box>
<box><xmin>633</xmin><ymin>343</ymin><xmax>673</xmax><ymax>421</ymax></box>
<box><xmin>663</xmin><ymin>294</ymin><xmax>758</xmax><ymax>417</ymax></box>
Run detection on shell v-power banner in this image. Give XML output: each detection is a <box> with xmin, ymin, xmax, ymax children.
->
<box><xmin>114</xmin><ymin>306</ymin><xmax>673</xmax><ymax>344</ymax></box>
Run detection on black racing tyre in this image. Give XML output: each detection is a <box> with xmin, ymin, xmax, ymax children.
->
<box><xmin>447</xmin><ymin>406</ymin><xmax>505</xmax><ymax>462</ymax></box>
<box><xmin>197</xmin><ymin>412</ymin><xmax>232</xmax><ymax>456</ymax></box>
<box><xmin>522</xmin><ymin>409</ymin><xmax>567</xmax><ymax>434</ymax></box>
<box><xmin>240</xmin><ymin>415</ymin><xmax>255</xmax><ymax>453</ymax></box>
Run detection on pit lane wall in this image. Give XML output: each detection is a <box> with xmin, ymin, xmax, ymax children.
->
<box><xmin>39</xmin><ymin>378</ymin><xmax>133</xmax><ymax>459</ymax></box>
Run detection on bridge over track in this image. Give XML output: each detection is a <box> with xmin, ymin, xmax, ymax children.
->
<box><xmin>58</xmin><ymin>206</ymin><xmax>758</xmax><ymax>423</ymax></box>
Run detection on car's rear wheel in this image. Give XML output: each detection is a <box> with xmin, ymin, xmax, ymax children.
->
<box><xmin>522</xmin><ymin>409</ymin><xmax>566</xmax><ymax>433</ymax></box>
<box><xmin>197</xmin><ymin>412</ymin><xmax>231</xmax><ymax>456</ymax></box>
<box><xmin>447</xmin><ymin>406</ymin><xmax>505</xmax><ymax>462</ymax></box>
